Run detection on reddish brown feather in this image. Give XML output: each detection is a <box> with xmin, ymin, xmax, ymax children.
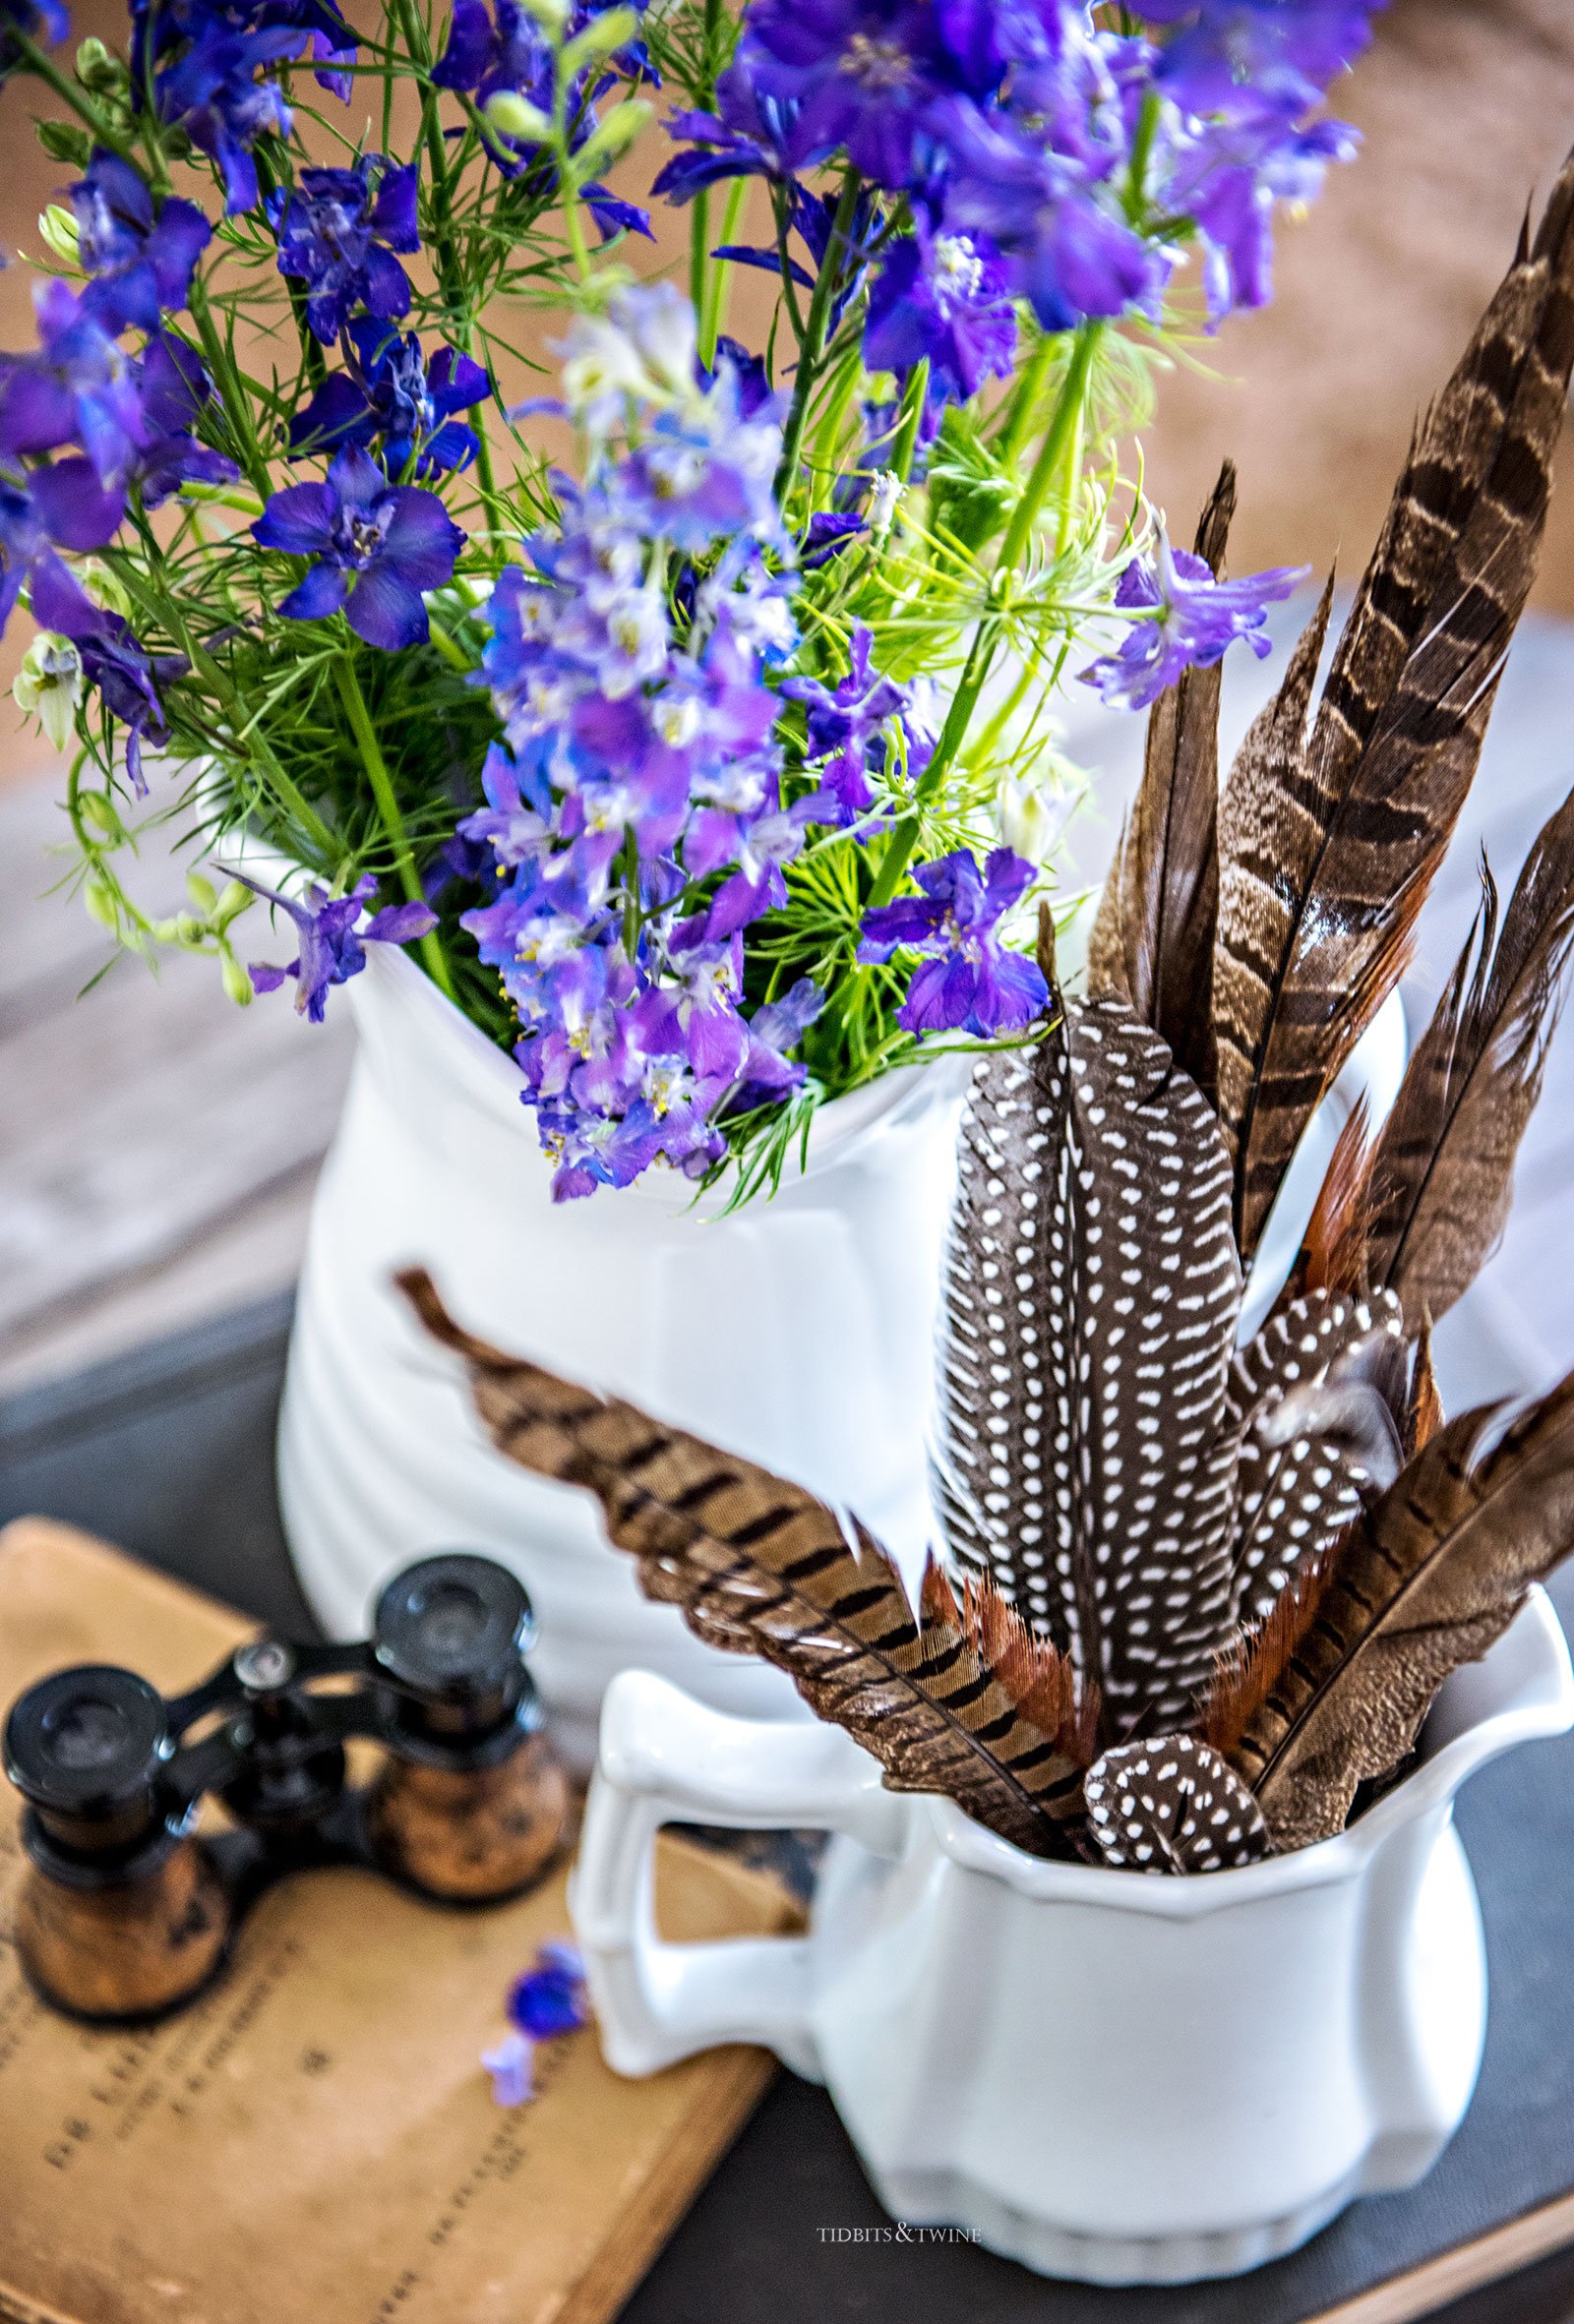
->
<box><xmin>1200</xmin><ymin>1553</ymin><xmax>1334</xmax><ymax>1758</ymax></box>
<box><xmin>1407</xmin><ymin>1320</ymin><xmax>1445</xmax><ymax>1458</ymax></box>
<box><xmin>1298</xmin><ymin>1092</ymin><xmax>1374</xmax><ymax>1300</ymax></box>
<box><xmin>961</xmin><ymin>1573</ymin><xmax>1102</xmax><ymax>1766</ymax></box>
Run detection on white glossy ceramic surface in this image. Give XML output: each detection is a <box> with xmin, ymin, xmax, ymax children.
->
<box><xmin>571</xmin><ymin>1590</ymin><xmax>1574</xmax><ymax>2285</ymax></box>
<box><xmin>275</xmin><ymin>944</ymin><xmax>970</xmax><ymax>1768</ymax></box>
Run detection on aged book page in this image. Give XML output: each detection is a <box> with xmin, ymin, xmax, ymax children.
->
<box><xmin>0</xmin><ymin>1519</ymin><xmax>792</xmax><ymax>2324</ymax></box>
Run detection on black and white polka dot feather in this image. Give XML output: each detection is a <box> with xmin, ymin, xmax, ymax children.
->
<box><xmin>933</xmin><ymin>993</ymin><xmax>1244</xmax><ymax>1723</ymax></box>
<box><xmin>1084</xmin><ymin>1735</ymin><xmax>1272</xmax><ymax>1873</ymax></box>
<box><xmin>1225</xmin><ymin>1290</ymin><xmax>1405</xmax><ymax>1626</ymax></box>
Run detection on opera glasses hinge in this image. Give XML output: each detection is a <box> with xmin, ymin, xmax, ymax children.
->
<box><xmin>1</xmin><ymin>1554</ymin><xmax>571</xmax><ymax>2024</ymax></box>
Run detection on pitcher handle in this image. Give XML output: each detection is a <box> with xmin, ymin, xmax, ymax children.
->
<box><xmin>569</xmin><ymin>1669</ymin><xmax>907</xmax><ymax>2082</ymax></box>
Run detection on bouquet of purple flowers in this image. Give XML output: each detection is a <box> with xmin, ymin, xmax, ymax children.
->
<box><xmin>7</xmin><ymin>0</ymin><xmax>1376</xmax><ymax>1200</ymax></box>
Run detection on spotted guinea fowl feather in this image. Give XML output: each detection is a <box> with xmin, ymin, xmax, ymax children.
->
<box><xmin>1084</xmin><ymin>1735</ymin><xmax>1272</xmax><ymax>1873</ymax></box>
<box><xmin>933</xmin><ymin>958</ymin><xmax>1242</xmax><ymax>1729</ymax></box>
<box><xmin>399</xmin><ymin>1268</ymin><xmax>1085</xmax><ymax>1858</ymax></box>
<box><xmin>1305</xmin><ymin>785</ymin><xmax>1574</xmax><ymax>1335</ymax></box>
<box><xmin>1087</xmin><ymin>462</ymin><xmax>1234</xmax><ymax>1098</ymax></box>
<box><xmin>1213</xmin><ymin>153</ymin><xmax>1574</xmax><ymax>1262</ymax></box>
<box><xmin>1229</xmin><ymin>1368</ymin><xmax>1574</xmax><ymax>1848</ymax></box>
<box><xmin>1222</xmin><ymin>1290</ymin><xmax>1404</xmax><ymax>1626</ymax></box>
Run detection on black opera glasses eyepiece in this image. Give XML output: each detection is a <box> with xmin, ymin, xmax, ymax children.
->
<box><xmin>2</xmin><ymin>1553</ymin><xmax>569</xmax><ymax>2025</ymax></box>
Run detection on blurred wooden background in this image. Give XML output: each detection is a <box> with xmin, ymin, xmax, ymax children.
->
<box><xmin>5</xmin><ymin>0</ymin><xmax>1574</xmax><ymax>1399</ymax></box>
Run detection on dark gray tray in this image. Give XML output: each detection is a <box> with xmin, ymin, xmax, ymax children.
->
<box><xmin>2</xmin><ymin>1298</ymin><xmax>1572</xmax><ymax>2324</ymax></box>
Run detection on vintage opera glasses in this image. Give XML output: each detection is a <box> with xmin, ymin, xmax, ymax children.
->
<box><xmin>2</xmin><ymin>1553</ymin><xmax>570</xmax><ymax>2023</ymax></box>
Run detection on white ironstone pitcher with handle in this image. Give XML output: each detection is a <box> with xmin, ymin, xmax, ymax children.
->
<box><xmin>571</xmin><ymin>1588</ymin><xmax>1574</xmax><ymax>2286</ymax></box>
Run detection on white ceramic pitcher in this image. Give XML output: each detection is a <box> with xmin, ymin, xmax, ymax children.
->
<box><xmin>571</xmin><ymin>1588</ymin><xmax>1574</xmax><ymax>2286</ymax></box>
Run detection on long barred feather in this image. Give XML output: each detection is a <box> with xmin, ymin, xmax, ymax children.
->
<box><xmin>1214</xmin><ymin>150</ymin><xmax>1574</xmax><ymax>1260</ymax></box>
<box><xmin>394</xmin><ymin>174</ymin><xmax>1574</xmax><ymax>1872</ymax></box>
<box><xmin>1304</xmin><ymin>786</ymin><xmax>1574</xmax><ymax>1331</ymax></box>
<box><xmin>1087</xmin><ymin>461</ymin><xmax>1234</xmax><ymax>1097</ymax></box>
<box><xmin>399</xmin><ymin>1269</ymin><xmax>1087</xmax><ymax>1858</ymax></box>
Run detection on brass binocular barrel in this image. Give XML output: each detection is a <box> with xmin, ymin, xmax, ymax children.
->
<box><xmin>2</xmin><ymin>1553</ymin><xmax>570</xmax><ymax>2024</ymax></box>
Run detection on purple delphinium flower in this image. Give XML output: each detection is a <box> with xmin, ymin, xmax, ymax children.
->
<box><xmin>288</xmin><ymin>321</ymin><xmax>490</xmax><ymax>477</ymax></box>
<box><xmin>730</xmin><ymin>975</ymin><xmax>824</xmax><ymax>1110</ymax></box>
<box><xmin>133</xmin><ymin>329</ymin><xmax>239</xmax><ymax>506</ymax></box>
<box><xmin>71</xmin><ymin>150</ymin><xmax>212</xmax><ymax>336</ymax></box>
<box><xmin>733</xmin><ymin>0</ymin><xmax>974</xmax><ymax>191</ymax></box>
<box><xmin>0</xmin><ymin>277</ymin><xmax>150</xmax><ymax>493</ymax></box>
<box><xmin>0</xmin><ymin>467</ymin><xmax>120</xmax><ymax>631</ymax></box>
<box><xmin>435</xmin><ymin>0</ymin><xmax>651</xmax><ymax>236</ymax></box>
<box><xmin>457</xmin><ymin>293</ymin><xmax>839</xmax><ymax>1202</ymax></box>
<box><xmin>153</xmin><ymin>25</ymin><xmax>302</xmax><ymax>214</ymax></box>
<box><xmin>1149</xmin><ymin>1</ymin><xmax>1380</xmax><ymax>120</ymax></box>
<box><xmin>509</xmin><ymin>1941</ymin><xmax>590</xmax><ymax>2040</ymax></box>
<box><xmin>457</xmin><ymin>740</ymin><xmax>554</xmax><ymax>871</ymax></box>
<box><xmin>254</xmin><ymin>444</ymin><xmax>464</xmax><ymax>650</ymax></box>
<box><xmin>241</xmin><ymin>868</ymin><xmax>437</xmax><ymax>1022</ymax></box>
<box><xmin>26</xmin><ymin>557</ymin><xmax>188</xmax><ymax>794</ymax></box>
<box><xmin>1079</xmin><ymin>528</ymin><xmax>1308</xmax><ymax>712</ymax></box>
<box><xmin>859</xmin><ymin>847</ymin><xmax>1048</xmax><ymax>1039</ymax></box>
<box><xmin>937</xmin><ymin>89</ymin><xmax>1166</xmax><ymax>335</ymax></box>
<box><xmin>633</xmin><ymin>925</ymin><xmax>751</xmax><ymax>1082</ymax></box>
<box><xmin>480</xmin><ymin>2029</ymin><xmax>533</xmax><ymax>2109</ymax></box>
<box><xmin>780</xmin><ymin>622</ymin><xmax>922</xmax><ymax>821</ymax></box>
<box><xmin>272</xmin><ymin>154</ymin><xmax>418</xmax><ymax>343</ymax></box>
<box><xmin>864</xmin><ymin>221</ymin><xmax>1016</xmax><ymax>419</ymax></box>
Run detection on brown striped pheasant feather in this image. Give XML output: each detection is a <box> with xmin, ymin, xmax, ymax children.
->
<box><xmin>1301</xmin><ymin>783</ymin><xmax>1574</xmax><ymax>1332</ymax></box>
<box><xmin>1213</xmin><ymin>150</ymin><xmax>1574</xmax><ymax>1261</ymax></box>
<box><xmin>394</xmin><ymin>173</ymin><xmax>1574</xmax><ymax>1872</ymax></box>
<box><xmin>398</xmin><ymin>1268</ymin><xmax>1087</xmax><ymax>1857</ymax></box>
<box><xmin>1087</xmin><ymin>461</ymin><xmax>1234</xmax><ymax>1098</ymax></box>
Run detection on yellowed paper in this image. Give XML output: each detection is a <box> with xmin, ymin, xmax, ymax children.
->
<box><xmin>0</xmin><ymin>1520</ymin><xmax>788</xmax><ymax>2324</ymax></box>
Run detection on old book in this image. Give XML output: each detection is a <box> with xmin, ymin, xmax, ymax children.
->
<box><xmin>0</xmin><ymin>1518</ymin><xmax>793</xmax><ymax>2324</ymax></box>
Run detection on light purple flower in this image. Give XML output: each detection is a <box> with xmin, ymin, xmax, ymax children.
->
<box><xmin>780</xmin><ymin>624</ymin><xmax>919</xmax><ymax>820</ymax></box>
<box><xmin>633</xmin><ymin>927</ymin><xmax>750</xmax><ymax>1081</ymax></box>
<box><xmin>1079</xmin><ymin>529</ymin><xmax>1308</xmax><ymax>711</ymax></box>
<box><xmin>242</xmin><ymin>869</ymin><xmax>437</xmax><ymax>1022</ymax></box>
<box><xmin>859</xmin><ymin>846</ymin><xmax>1048</xmax><ymax>1039</ymax></box>
<box><xmin>731</xmin><ymin>976</ymin><xmax>824</xmax><ymax>1109</ymax></box>
<box><xmin>481</xmin><ymin>2029</ymin><xmax>533</xmax><ymax>2108</ymax></box>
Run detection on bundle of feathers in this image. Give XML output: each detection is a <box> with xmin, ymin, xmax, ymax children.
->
<box><xmin>404</xmin><ymin>156</ymin><xmax>1574</xmax><ymax>1873</ymax></box>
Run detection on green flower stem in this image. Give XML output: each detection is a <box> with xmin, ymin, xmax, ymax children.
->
<box><xmin>997</xmin><ymin>330</ymin><xmax>1054</xmax><ymax>468</ymax></box>
<box><xmin>771</xmin><ymin>188</ymin><xmax>808</xmax><ymax>343</ymax></box>
<box><xmin>998</xmin><ymin>320</ymin><xmax>1103</xmax><ymax>573</ymax></box>
<box><xmin>187</xmin><ymin>282</ymin><xmax>272</xmax><ymax>503</ymax></box>
<box><xmin>393</xmin><ymin>0</ymin><xmax>503</xmax><ymax>519</ymax></box>
<box><xmin>691</xmin><ymin>0</ymin><xmax>725</xmax><ymax>354</ymax></box>
<box><xmin>888</xmin><ymin>358</ymin><xmax>931</xmax><ymax>489</ymax></box>
<box><xmin>700</xmin><ymin>175</ymin><xmax>748</xmax><ymax>366</ymax></box>
<box><xmin>691</xmin><ymin>182</ymin><xmax>711</xmax><ymax>324</ymax></box>
<box><xmin>333</xmin><ymin>654</ymin><xmax>456</xmax><ymax>1001</ymax></box>
<box><xmin>867</xmin><ymin>319</ymin><xmax>1104</xmax><ymax>910</ymax></box>
<box><xmin>775</xmin><ymin>169</ymin><xmax>862</xmax><ymax>505</ymax></box>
